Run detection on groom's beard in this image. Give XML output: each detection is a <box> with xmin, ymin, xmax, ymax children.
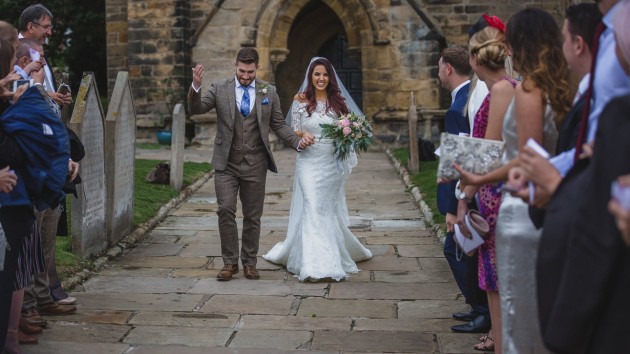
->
<box><xmin>238</xmin><ymin>77</ymin><xmax>255</xmax><ymax>86</ymax></box>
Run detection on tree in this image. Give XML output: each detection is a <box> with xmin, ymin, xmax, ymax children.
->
<box><xmin>0</xmin><ymin>0</ymin><xmax>107</xmax><ymax>95</ymax></box>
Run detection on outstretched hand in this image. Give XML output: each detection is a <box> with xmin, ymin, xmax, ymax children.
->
<box><xmin>192</xmin><ymin>64</ymin><xmax>204</xmax><ymax>89</ymax></box>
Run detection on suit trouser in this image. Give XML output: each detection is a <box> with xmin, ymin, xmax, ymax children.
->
<box><xmin>215</xmin><ymin>158</ymin><xmax>268</xmax><ymax>266</ymax></box>
<box><xmin>0</xmin><ymin>206</ymin><xmax>33</xmax><ymax>349</ymax></box>
<box><xmin>23</xmin><ymin>206</ymin><xmax>60</xmax><ymax>310</ymax></box>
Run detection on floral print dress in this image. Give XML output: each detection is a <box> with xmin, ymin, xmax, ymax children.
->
<box><xmin>473</xmin><ymin>76</ymin><xmax>517</xmax><ymax>291</ymax></box>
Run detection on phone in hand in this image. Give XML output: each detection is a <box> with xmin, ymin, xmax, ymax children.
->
<box><xmin>13</xmin><ymin>79</ymin><xmax>33</xmax><ymax>92</ymax></box>
<box><xmin>57</xmin><ymin>83</ymin><xmax>70</xmax><ymax>95</ymax></box>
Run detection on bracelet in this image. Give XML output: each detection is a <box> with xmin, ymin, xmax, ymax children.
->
<box><xmin>459</xmin><ymin>192</ymin><xmax>474</xmax><ymax>203</ymax></box>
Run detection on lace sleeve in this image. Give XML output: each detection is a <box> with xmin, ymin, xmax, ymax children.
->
<box><xmin>290</xmin><ymin>100</ymin><xmax>306</xmax><ymax>131</ymax></box>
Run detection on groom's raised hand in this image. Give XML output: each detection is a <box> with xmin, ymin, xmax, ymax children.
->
<box><xmin>192</xmin><ymin>64</ymin><xmax>204</xmax><ymax>90</ymax></box>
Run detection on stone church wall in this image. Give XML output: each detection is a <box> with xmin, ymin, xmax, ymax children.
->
<box><xmin>106</xmin><ymin>0</ymin><xmax>570</xmax><ymax>144</ymax></box>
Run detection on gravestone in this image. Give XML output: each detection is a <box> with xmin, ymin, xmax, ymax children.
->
<box><xmin>69</xmin><ymin>72</ymin><xmax>107</xmax><ymax>258</ymax></box>
<box><xmin>170</xmin><ymin>103</ymin><xmax>185</xmax><ymax>190</ymax></box>
<box><xmin>105</xmin><ymin>72</ymin><xmax>136</xmax><ymax>245</ymax></box>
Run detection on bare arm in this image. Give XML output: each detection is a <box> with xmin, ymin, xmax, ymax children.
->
<box><xmin>485</xmin><ymin>80</ymin><xmax>514</xmax><ymax>141</ymax></box>
<box><xmin>515</xmin><ymin>82</ymin><xmax>544</xmax><ymax>152</ymax></box>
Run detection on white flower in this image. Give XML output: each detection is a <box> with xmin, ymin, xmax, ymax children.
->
<box><xmin>261</xmin><ymin>88</ymin><xmax>268</xmax><ymax>94</ymax></box>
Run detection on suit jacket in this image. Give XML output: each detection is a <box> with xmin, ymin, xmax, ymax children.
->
<box><xmin>188</xmin><ymin>77</ymin><xmax>301</xmax><ymax>173</ymax></box>
<box><xmin>438</xmin><ymin>83</ymin><xmax>470</xmax><ymax>215</ymax></box>
<box><xmin>542</xmin><ymin>95</ymin><xmax>630</xmax><ymax>353</ymax></box>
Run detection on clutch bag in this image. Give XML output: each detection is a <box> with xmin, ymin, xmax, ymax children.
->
<box><xmin>437</xmin><ymin>133</ymin><xmax>505</xmax><ymax>180</ymax></box>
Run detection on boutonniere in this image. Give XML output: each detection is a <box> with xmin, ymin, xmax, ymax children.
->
<box><xmin>258</xmin><ymin>84</ymin><xmax>268</xmax><ymax>95</ymax></box>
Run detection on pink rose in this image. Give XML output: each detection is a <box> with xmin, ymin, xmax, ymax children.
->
<box><xmin>341</xmin><ymin>119</ymin><xmax>350</xmax><ymax>127</ymax></box>
<box><xmin>343</xmin><ymin>126</ymin><xmax>351</xmax><ymax>136</ymax></box>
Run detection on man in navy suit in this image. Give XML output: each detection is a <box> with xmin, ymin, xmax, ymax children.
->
<box><xmin>436</xmin><ymin>46</ymin><xmax>489</xmax><ymax>333</ymax></box>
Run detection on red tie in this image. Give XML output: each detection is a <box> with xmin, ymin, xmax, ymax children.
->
<box><xmin>574</xmin><ymin>22</ymin><xmax>606</xmax><ymax>161</ymax></box>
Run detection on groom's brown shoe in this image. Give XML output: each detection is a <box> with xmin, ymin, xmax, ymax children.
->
<box><xmin>217</xmin><ymin>264</ymin><xmax>239</xmax><ymax>281</ymax></box>
<box><xmin>243</xmin><ymin>265</ymin><xmax>260</xmax><ymax>280</ymax></box>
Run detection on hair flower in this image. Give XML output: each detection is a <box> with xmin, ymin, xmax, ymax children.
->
<box><xmin>483</xmin><ymin>14</ymin><xmax>506</xmax><ymax>33</ymax></box>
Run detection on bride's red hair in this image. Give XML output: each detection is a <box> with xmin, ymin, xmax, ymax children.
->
<box><xmin>303</xmin><ymin>58</ymin><xmax>349</xmax><ymax>117</ymax></box>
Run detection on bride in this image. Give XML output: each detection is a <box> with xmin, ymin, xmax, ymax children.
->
<box><xmin>263</xmin><ymin>57</ymin><xmax>373</xmax><ymax>281</ymax></box>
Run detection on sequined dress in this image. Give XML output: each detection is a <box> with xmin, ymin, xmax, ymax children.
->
<box><xmin>262</xmin><ymin>100</ymin><xmax>373</xmax><ymax>281</ymax></box>
<box><xmin>495</xmin><ymin>97</ymin><xmax>557</xmax><ymax>354</ymax></box>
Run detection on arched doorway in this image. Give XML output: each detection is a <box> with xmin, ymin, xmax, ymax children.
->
<box><xmin>275</xmin><ymin>0</ymin><xmax>363</xmax><ymax>115</ymax></box>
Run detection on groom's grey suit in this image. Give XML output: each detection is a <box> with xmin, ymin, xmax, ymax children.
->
<box><xmin>188</xmin><ymin>77</ymin><xmax>301</xmax><ymax>267</ymax></box>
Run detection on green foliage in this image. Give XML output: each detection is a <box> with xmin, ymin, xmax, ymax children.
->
<box><xmin>394</xmin><ymin>148</ymin><xmax>444</xmax><ymax>226</ymax></box>
<box><xmin>0</xmin><ymin>0</ymin><xmax>107</xmax><ymax>94</ymax></box>
<box><xmin>134</xmin><ymin>159</ymin><xmax>211</xmax><ymax>226</ymax></box>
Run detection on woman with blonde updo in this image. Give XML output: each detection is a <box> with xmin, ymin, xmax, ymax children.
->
<box><xmin>458</xmin><ymin>8</ymin><xmax>573</xmax><ymax>353</ymax></box>
<box><xmin>455</xmin><ymin>14</ymin><xmax>515</xmax><ymax>352</ymax></box>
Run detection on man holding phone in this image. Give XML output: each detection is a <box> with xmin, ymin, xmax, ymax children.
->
<box><xmin>18</xmin><ymin>5</ymin><xmax>70</xmax><ymax>107</ymax></box>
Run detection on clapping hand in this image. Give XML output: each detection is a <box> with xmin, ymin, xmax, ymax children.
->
<box><xmin>0</xmin><ymin>166</ymin><xmax>18</xmax><ymax>193</ymax></box>
<box><xmin>609</xmin><ymin>175</ymin><xmax>630</xmax><ymax>247</ymax></box>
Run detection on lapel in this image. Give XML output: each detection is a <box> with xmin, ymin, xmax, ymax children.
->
<box><xmin>255</xmin><ymin>79</ymin><xmax>263</xmax><ymax>126</ymax></box>
<box><xmin>228</xmin><ymin>77</ymin><xmax>236</xmax><ymax>122</ymax></box>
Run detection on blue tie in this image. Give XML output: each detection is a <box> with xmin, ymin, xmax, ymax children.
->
<box><xmin>240</xmin><ymin>85</ymin><xmax>250</xmax><ymax>117</ymax></box>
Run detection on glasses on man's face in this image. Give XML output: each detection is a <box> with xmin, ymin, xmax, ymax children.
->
<box><xmin>31</xmin><ymin>22</ymin><xmax>53</xmax><ymax>31</ymax></box>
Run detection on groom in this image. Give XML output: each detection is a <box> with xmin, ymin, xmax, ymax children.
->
<box><xmin>188</xmin><ymin>48</ymin><xmax>313</xmax><ymax>281</ymax></box>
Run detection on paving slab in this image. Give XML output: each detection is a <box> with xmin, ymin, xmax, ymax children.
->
<box><xmin>22</xmin><ymin>341</ymin><xmax>129</xmax><ymax>354</ymax></box>
<box><xmin>397</xmin><ymin>244</ymin><xmax>444</xmax><ymax>258</ymax></box>
<box><xmin>285</xmin><ymin>279</ymin><xmax>330</xmax><ymax>296</ymax></box>
<box><xmin>35</xmin><ymin>322</ymin><xmax>130</xmax><ymax>343</ymax></box>
<box><xmin>82</xmin><ymin>276</ymin><xmax>197</xmax><ymax>294</ymax></box>
<box><xmin>297</xmin><ymin>298</ymin><xmax>397</xmax><ymax>319</ymax></box>
<box><xmin>51</xmin><ymin>310</ymin><xmax>133</xmax><ymax>325</ymax></box>
<box><xmin>437</xmin><ymin>332</ymin><xmax>484</xmax><ymax>353</ymax></box>
<box><xmin>398</xmin><ymin>300</ymin><xmax>469</xmax><ymax>319</ymax></box>
<box><xmin>354</xmin><ymin>256</ymin><xmax>420</xmax><ymax>271</ymax></box>
<box><xmin>329</xmin><ymin>282</ymin><xmax>460</xmax><ymax>300</ymax></box>
<box><xmin>373</xmin><ymin>270</ymin><xmax>451</xmax><ymax>283</ymax></box>
<box><xmin>74</xmin><ymin>293</ymin><xmax>204</xmax><ymax>311</ymax></box>
<box><xmin>418</xmin><ymin>257</ymin><xmax>452</xmax><ymax>272</ymax></box>
<box><xmin>365</xmin><ymin>236</ymin><xmax>437</xmax><ymax>245</ymax></box>
<box><xmin>129</xmin><ymin>346</ymin><xmax>338</xmax><ymax>354</ymax></box>
<box><xmin>171</xmin><ymin>268</ymin><xmax>219</xmax><ymax>278</ymax></box>
<box><xmin>129</xmin><ymin>311</ymin><xmax>239</xmax><ymax>328</ymax></box>
<box><xmin>365</xmin><ymin>244</ymin><xmax>396</xmax><ymax>256</ymax></box>
<box><xmin>144</xmin><ymin>234</ymin><xmax>179</xmax><ymax>243</ymax></box>
<box><xmin>199</xmin><ymin>294</ymin><xmax>295</xmax><ymax>315</ymax></box>
<box><xmin>97</xmin><ymin>266</ymin><xmax>173</xmax><ymax>277</ymax></box>
<box><xmin>124</xmin><ymin>325</ymin><xmax>234</xmax><ymax>346</ymax></box>
<box><xmin>353</xmin><ymin>318</ymin><xmax>455</xmax><ymax>332</ymax></box>
<box><xmin>189</xmin><ymin>278</ymin><xmax>292</xmax><ymax>296</ymax></box>
<box><xmin>229</xmin><ymin>329</ymin><xmax>313</xmax><ymax>350</ymax></box>
<box><xmin>311</xmin><ymin>330</ymin><xmax>435</xmax><ymax>352</ymax></box>
<box><xmin>114</xmin><ymin>256</ymin><xmax>208</xmax><ymax>268</ymax></box>
<box><xmin>178</xmin><ymin>243</ymin><xmax>223</xmax><ymax>257</ymax></box>
<box><xmin>239</xmin><ymin>314</ymin><xmax>352</xmax><ymax>331</ymax></box>
<box><xmin>127</xmin><ymin>243</ymin><xmax>185</xmax><ymax>257</ymax></box>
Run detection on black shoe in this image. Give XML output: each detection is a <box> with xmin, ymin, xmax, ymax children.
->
<box><xmin>452</xmin><ymin>309</ymin><xmax>480</xmax><ymax>322</ymax></box>
<box><xmin>451</xmin><ymin>314</ymin><xmax>491</xmax><ymax>333</ymax></box>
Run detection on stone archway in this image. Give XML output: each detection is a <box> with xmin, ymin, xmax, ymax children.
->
<box><xmin>255</xmin><ymin>0</ymin><xmax>376</xmax><ymax>114</ymax></box>
<box><xmin>273</xmin><ymin>1</ymin><xmax>361</xmax><ymax>115</ymax></box>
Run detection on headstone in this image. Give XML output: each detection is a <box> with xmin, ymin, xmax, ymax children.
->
<box><xmin>69</xmin><ymin>72</ymin><xmax>107</xmax><ymax>258</ymax></box>
<box><xmin>408</xmin><ymin>92</ymin><xmax>419</xmax><ymax>173</ymax></box>
<box><xmin>105</xmin><ymin>72</ymin><xmax>136</xmax><ymax>245</ymax></box>
<box><xmin>170</xmin><ymin>103</ymin><xmax>185</xmax><ymax>190</ymax></box>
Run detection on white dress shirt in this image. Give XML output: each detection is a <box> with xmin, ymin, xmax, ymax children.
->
<box><xmin>235</xmin><ymin>78</ymin><xmax>256</xmax><ymax>115</ymax></box>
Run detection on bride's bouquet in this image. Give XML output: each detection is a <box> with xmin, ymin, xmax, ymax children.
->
<box><xmin>320</xmin><ymin>112</ymin><xmax>373</xmax><ymax>160</ymax></box>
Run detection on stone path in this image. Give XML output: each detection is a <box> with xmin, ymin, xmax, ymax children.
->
<box><xmin>25</xmin><ymin>149</ymin><xmax>481</xmax><ymax>354</ymax></box>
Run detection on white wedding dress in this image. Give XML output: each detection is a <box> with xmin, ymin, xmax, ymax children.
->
<box><xmin>262</xmin><ymin>100</ymin><xmax>373</xmax><ymax>281</ymax></box>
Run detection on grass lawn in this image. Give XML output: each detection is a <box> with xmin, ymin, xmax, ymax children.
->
<box><xmin>55</xmin><ymin>159</ymin><xmax>211</xmax><ymax>280</ymax></box>
<box><xmin>393</xmin><ymin>148</ymin><xmax>445</xmax><ymax>226</ymax></box>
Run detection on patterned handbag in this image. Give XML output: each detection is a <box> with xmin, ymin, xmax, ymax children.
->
<box><xmin>437</xmin><ymin>133</ymin><xmax>505</xmax><ymax>180</ymax></box>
